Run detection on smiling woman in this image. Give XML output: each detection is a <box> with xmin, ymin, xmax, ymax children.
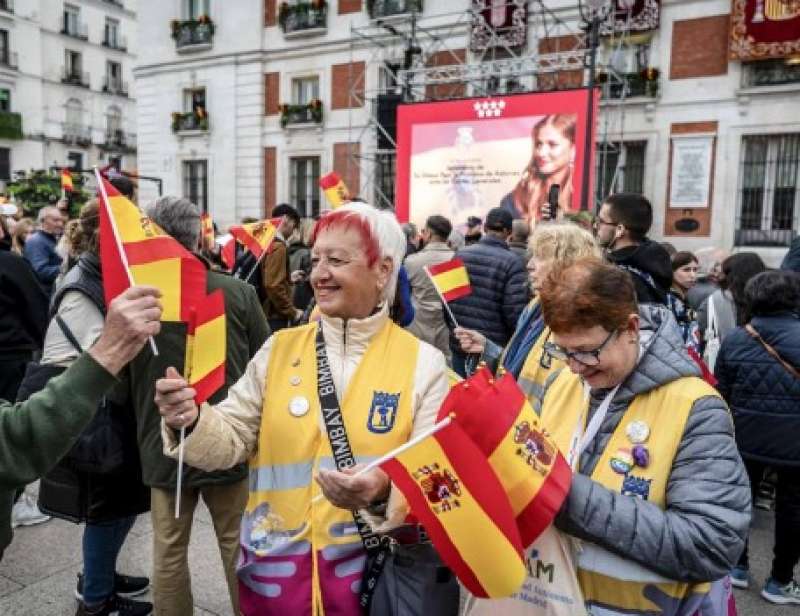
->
<box><xmin>154</xmin><ymin>202</ymin><xmax>459</xmax><ymax>616</ymax></box>
<box><xmin>529</xmin><ymin>258</ymin><xmax>750</xmax><ymax>616</ymax></box>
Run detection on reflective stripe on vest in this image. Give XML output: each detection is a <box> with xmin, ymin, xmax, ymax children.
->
<box><xmin>238</xmin><ymin>321</ymin><xmax>418</xmax><ymax>616</ymax></box>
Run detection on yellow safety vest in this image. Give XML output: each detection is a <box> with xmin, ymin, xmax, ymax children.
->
<box><xmin>238</xmin><ymin>320</ymin><xmax>419</xmax><ymax>616</ymax></box>
<box><xmin>541</xmin><ymin>370</ymin><xmax>720</xmax><ymax>615</ymax></box>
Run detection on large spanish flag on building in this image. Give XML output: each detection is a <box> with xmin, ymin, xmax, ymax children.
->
<box><xmin>438</xmin><ymin>368</ymin><xmax>572</xmax><ymax>547</ymax></box>
<box><xmin>380</xmin><ymin>419</ymin><xmax>526</xmax><ymax>598</ymax></box>
<box><xmin>319</xmin><ymin>171</ymin><xmax>350</xmax><ymax>209</ymax></box>
<box><xmin>229</xmin><ymin>218</ymin><xmax>281</xmax><ymax>260</ymax></box>
<box><xmin>427</xmin><ymin>258</ymin><xmax>471</xmax><ymax>302</ymax></box>
<box><xmin>184</xmin><ymin>288</ymin><xmax>226</xmax><ymax>404</ymax></box>
<box><xmin>98</xmin><ymin>175</ymin><xmax>206</xmax><ymax>322</ymax></box>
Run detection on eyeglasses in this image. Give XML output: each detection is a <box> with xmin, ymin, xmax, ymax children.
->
<box><xmin>593</xmin><ymin>216</ymin><xmax>617</xmax><ymax>228</ymax></box>
<box><xmin>543</xmin><ymin>329</ymin><xmax>619</xmax><ymax>366</ymax></box>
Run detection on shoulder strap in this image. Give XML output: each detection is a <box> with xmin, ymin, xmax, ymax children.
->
<box><xmin>745</xmin><ymin>324</ymin><xmax>800</xmax><ymax>380</ymax></box>
<box><xmin>55</xmin><ymin>314</ymin><xmax>84</xmax><ymax>354</ymax></box>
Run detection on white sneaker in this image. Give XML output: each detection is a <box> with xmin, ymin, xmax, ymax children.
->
<box><xmin>11</xmin><ymin>494</ymin><xmax>50</xmax><ymax>528</ymax></box>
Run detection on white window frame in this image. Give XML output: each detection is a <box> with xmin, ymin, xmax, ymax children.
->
<box><xmin>289</xmin><ymin>156</ymin><xmax>321</xmax><ymax>218</ymax></box>
<box><xmin>291</xmin><ymin>76</ymin><xmax>320</xmax><ymax>105</ymax></box>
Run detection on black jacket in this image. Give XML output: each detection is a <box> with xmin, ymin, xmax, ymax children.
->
<box><xmin>715</xmin><ymin>313</ymin><xmax>800</xmax><ymax>467</ymax></box>
<box><xmin>449</xmin><ymin>235</ymin><xmax>529</xmax><ymax>351</ymax></box>
<box><xmin>781</xmin><ymin>236</ymin><xmax>800</xmax><ymax>273</ymax></box>
<box><xmin>608</xmin><ymin>239</ymin><xmax>673</xmax><ymax>305</ymax></box>
<box><xmin>0</xmin><ymin>242</ymin><xmax>49</xmax><ymax>357</ymax></box>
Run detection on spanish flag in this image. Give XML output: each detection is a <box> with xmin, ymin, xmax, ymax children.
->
<box><xmin>184</xmin><ymin>289</ymin><xmax>226</xmax><ymax>404</ymax></box>
<box><xmin>380</xmin><ymin>418</ymin><xmax>526</xmax><ymax>598</ymax></box>
<box><xmin>319</xmin><ymin>171</ymin><xmax>350</xmax><ymax>209</ymax></box>
<box><xmin>229</xmin><ymin>217</ymin><xmax>281</xmax><ymax>260</ymax></box>
<box><xmin>98</xmin><ymin>175</ymin><xmax>206</xmax><ymax>322</ymax></box>
<box><xmin>61</xmin><ymin>169</ymin><xmax>74</xmax><ymax>193</ymax></box>
<box><xmin>426</xmin><ymin>258</ymin><xmax>471</xmax><ymax>302</ymax></box>
<box><xmin>439</xmin><ymin>368</ymin><xmax>572</xmax><ymax>547</ymax></box>
<box><xmin>200</xmin><ymin>213</ymin><xmax>214</xmax><ymax>247</ymax></box>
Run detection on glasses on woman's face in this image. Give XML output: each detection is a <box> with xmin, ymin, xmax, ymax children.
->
<box><xmin>544</xmin><ymin>329</ymin><xmax>619</xmax><ymax>367</ymax></box>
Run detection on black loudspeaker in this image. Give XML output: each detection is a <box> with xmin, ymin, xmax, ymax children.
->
<box><xmin>376</xmin><ymin>93</ymin><xmax>402</xmax><ymax>150</ymax></box>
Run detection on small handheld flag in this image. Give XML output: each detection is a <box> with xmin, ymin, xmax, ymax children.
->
<box><xmin>229</xmin><ymin>218</ymin><xmax>281</xmax><ymax>260</ymax></box>
<box><xmin>319</xmin><ymin>171</ymin><xmax>350</xmax><ymax>209</ymax></box>
<box><xmin>61</xmin><ymin>169</ymin><xmax>74</xmax><ymax>193</ymax></box>
<box><xmin>200</xmin><ymin>213</ymin><xmax>215</xmax><ymax>249</ymax></box>
<box><xmin>184</xmin><ymin>288</ymin><xmax>226</xmax><ymax>405</ymax></box>
<box><xmin>425</xmin><ymin>258</ymin><xmax>471</xmax><ymax>328</ymax></box>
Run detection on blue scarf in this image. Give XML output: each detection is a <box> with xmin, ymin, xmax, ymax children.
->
<box><xmin>502</xmin><ymin>301</ymin><xmax>546</xmax><ymax>378</ymax></box>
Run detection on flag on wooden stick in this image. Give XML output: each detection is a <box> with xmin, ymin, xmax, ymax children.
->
<box><xmin>228</xmin><ymin>218</ymin><xmax>282</xmax><ymax>260</ymax></box>
<box><xmin>427</xmin><ymin>258</ymin><xmax>472</xmax><ymax>302</ymax></box>
<box><xmin>319</xmin><ymin>171</ymin><xmax>350</xmax><ymax>209</ymax></box>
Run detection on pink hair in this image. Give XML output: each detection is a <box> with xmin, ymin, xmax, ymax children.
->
<box><xmin>310</xmin><ymin>210</ymin><xmax>380</xmax><ymax>266</ymax></box>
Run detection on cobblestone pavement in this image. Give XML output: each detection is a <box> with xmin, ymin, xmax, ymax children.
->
<box><xmin>0</xmin><ymin>488</ymin><xmax>795</xmax><ymax>615</ymax></box>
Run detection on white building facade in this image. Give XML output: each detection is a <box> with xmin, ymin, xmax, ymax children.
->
<box><xmin>135</xmin><ymin>0</ymin><xmax>800</xmax><ymax>264</ymax></box>
<box><xmin>0</xmin><ymin>0</ymin><xmax>138</xmax><ymax>184</ymax></box>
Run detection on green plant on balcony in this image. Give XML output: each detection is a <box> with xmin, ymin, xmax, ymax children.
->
<box><xmin>0</xmin><ymin>110</ymin><xmax>22</xmax><ymax>139</ymax></box>
<box><xmin>279</xmin><ymin>99</ymin><xmax>323</xmax><ymax>128</ymax></box>
<box><xmin>170</xmin><ymin>15</ymin><xmax>215</xmax><ymax>46</ymax></box>
<box><xmin>278</xmin><ymin>0</ymin><xmax>327</xmax><ymax>32</ymax></box>
<box><xmin>171</xmin><ymin>110</ymin><xmax>209</xmax><ymax>133</ymax></box>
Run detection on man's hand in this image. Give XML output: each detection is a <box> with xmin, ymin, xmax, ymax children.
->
<box><xmin>155</xmin><ymin>367</ymin><xmax>199</xmax><ymax>430</ymax></box>
<box><xmin>454</xmin><ymin>327</ymin><xmax>486</xmax><ymax>354</ymax></box>
<box><xmin>89</xmin><ymin>286</ymin><xmax>162</xmax><ymax>375</ymax></box>
<box><xmin>315</xmin><ymin>466</ymin><xmax>390</xmax><ymax>511</ymax></box>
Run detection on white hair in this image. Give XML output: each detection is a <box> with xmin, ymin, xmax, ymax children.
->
<box><xmin>37</xmin><ymin>206</ymin><xmax>60</xmax><ymax>223</ymax></box>
<box><xmin>333</xmin><ymin>201</ymin><xmax>406</xmax><ymax>305</ymax></box>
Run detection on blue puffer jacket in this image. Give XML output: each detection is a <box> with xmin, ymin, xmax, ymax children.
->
<box><xmin>714</xmin><ymin>313</ymin><xmax>800</xmax><ymax>467</ymax></box>
<box><xmin>448</xmin><ymin>235</ymin><xmax>529</xmax><ymax>350</ymax></box>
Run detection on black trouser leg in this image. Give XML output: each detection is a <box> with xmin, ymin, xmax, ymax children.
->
<box><xmin>771</xmin><ymin>467</ymin><xmax>800</xmax><ymax>584</ymax></box>
<box><xmin>737</xmin><ymin>459</ymin><xmax>765</xmax><ymax>568</ymax></box>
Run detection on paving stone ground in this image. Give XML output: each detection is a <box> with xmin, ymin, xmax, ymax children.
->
<box><xmin>1</xmin><ymin>487</ymin><xmax>796</xmax><ymax>615</ymax></box>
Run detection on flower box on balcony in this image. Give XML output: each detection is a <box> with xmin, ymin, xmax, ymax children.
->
<box><xmin>599</xmin><ymin>68</ymin><xmax>659</xmax><ymax>100</ymax></box>
<box><xmin>172</xmin><ymin>111</ymin><xmax>209</xmax><ymax>133</ymax></box>
<box><xmin>279</xmin><ymin>1</ymin><xmax>327</xmax><ymax>37</ymax></box>
<box><xmin>279</xmin><ymin>100</ymin><xmax>323</xmax><ymax>128</ymax></box>
<box><xmin>367</xmin><ymin>0</ymin><xmax>421</xmax><ymax>20</ymax></box>
<box><xmin>171</xmin><ymin>16</ymin><xmax>215</xmax><ymax>52</ymax></box>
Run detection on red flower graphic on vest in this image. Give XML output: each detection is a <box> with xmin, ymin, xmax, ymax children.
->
<box><xmin>513</xmin><ymin>421</ymin><xmax>555</xmax><ymax>475</ymax></box>
<box><xmin>413</xmin><ymin>463</ymin><xmax>462</xmax><ymax>514</ymax></box>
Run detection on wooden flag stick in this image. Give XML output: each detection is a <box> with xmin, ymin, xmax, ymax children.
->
<box><xmin>175</xmin><ymin>425</ymin><xmax>186</xmax><ymax>519</ymax></box>
<box><xmin>424</xmin><ymin>265</ymin><xmax>460</xmax><ymax>329</ymax></box>
<box><xmin>311</xmin><ymin>415</ymin><xmax>454</xmax><ymax>505</ymax></box>
<box><xmin>94</xmin><ymin>167</ymin><xmax>159</xmax><ymax>356</ymax></box>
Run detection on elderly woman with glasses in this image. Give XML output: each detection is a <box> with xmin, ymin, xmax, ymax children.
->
<box><xmin>153</xmin><ymin>202</ymin><xmax>458</xmax><ymax>616</ymax></box>
<box><xmin>534</xmin><ymin>258</ymin><xmax>750</xmax><ymax>616</ymax></box>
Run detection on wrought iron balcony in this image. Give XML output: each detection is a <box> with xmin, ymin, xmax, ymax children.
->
<box><xmin>0</xmin><ymin>0</ymin><xmax>14</xmax><ymax>14</ymax></box>
<box><xmin>103</xmin><ymin>76</ymin><xmax>129</xmax><ymax>97</ymax></box>
<box><xmin>0</xmin><ymin>52</ymin><xmax>18</xmax><ymax>70</ymax></box>
<box><xmin>280</xmin><ymin>102</ymin><xmax>323</xmax><ymax>127</ymax></box>
<box><xmin>102</xmin><ymin>34</ymin><xmax>128</xmax><ymax>52</ymax></box>
<box><xmin>279</xmin><ymin>2</ymin><xmax>327</xmax><ymax>36</ymax></box>
<box><xmin>600</xmin><ymin>70</ymin><xmax>659</xmax><ymax>100</ymax></box>
<box><xmin>62</xmin><ymin>123</ymin><xmax>93</xmax><ymax>147</ymax></box>
<box><xmin>62</xmin><ymin>20</ymin><xmax>89</xmax><ymax>40</ymax></box>
<box><xmin>171</xmin><ymin>18</ymin><xmax>215</xmax><ymax>52</ymax></box>
<box><xmin>367</xmin><ymin>0</ymin><xmax>421</xmax><ymax>19</ymax></box>
<box><xmin>61</xmin><ymin>68</ymin><xmax>90</xmax><ymax>88</ymax></box>
<box><xmin>171</xmin><ymin>111</ymin><xmax>209</xmax><ymax>133</ymax></box>
<box><xmin>0</xmin><ymin>111</ymin><xmax>22</xmax><ymax>140</ymax></box>
<box><xmin>102</xmin><ymin>129</ymin><xmax>136</xmax><ymax>150</ymax></box>
<box><xmin>742</xmin><ymin>59</ymin><xmax>800</xmax><ymax>88</ymax></box>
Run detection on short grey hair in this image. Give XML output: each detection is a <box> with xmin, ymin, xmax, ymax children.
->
<box><xmin>38</xmin><ymin>206</ymin><xmax>61</xmax><ymax>223</ymax></box>
<box><xmin>145</xmin><ymin>196</ymin><xmax>201</xmax><ymax>251</ymax></box>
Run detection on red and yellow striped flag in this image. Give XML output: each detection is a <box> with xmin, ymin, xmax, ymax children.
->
<box><xmin>427</xmin><ymin>258</ymin><xmax>472</xmax><ymax>302</ymax></box>
<box><xmin>319</xmin><ymin>171</ymin><xmax>350</xmax><ymax>209</ymax></box>
<box><xmin>61</xmin><ymin>169</ymin><xmax>74</xmax><ymax>193</ymax></box>
<box><xmin>380</xmin><ymin>419</ymin><xmax>526</xmax><ymax>598</ymax></box>
<box><xmin>98</xmin><ymin>176</ymin><xmax>206</xmax><ymax>322</ymax></box>
<box><xmin>229</xmin><ymin>218</ymin><xmax>281</xmax><ymax>260</ymax></box>
<box><xmin>184</xmin><ymin>289</ymin><xmax>226</xmax><ymax>404</ymax></box>
<box><xmin>200</xmin><ymin>213</ymin><xmax>214</xmax><ymax>248</ymax></box>
<box><xmin>438</xmin><ymin>368</ymin><xmax>572</xmax><ymax>547</ymax></box>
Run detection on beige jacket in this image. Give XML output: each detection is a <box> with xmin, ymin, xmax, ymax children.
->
<box><xmin>162</xmin><ymin>305</ymin><xmax>448</xmax><ymax>528</ymax></box>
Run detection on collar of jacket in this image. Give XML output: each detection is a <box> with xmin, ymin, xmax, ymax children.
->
<box><xmin>320</xmin><ymin>304</ymin><xmax>390</xmax><ymax>356</ymax></box>
<box><xmin>478</xmin><ymin>235</ymin><xmax>510</xmax><ymax>250</ymax></box>
<box><xmin>421</xmin><ymin>241</ymin><xmax>450</xmax><ymax>252</ymax></box>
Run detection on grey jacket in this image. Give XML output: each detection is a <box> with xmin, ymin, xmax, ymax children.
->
<box><xmin>551</xmin><ymin>305</ymin><xmax>750</xmax><ymax>583</ymax></box>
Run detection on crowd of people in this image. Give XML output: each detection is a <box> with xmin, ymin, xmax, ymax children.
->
<box><xmin>0</xmin><ymin>182</ymin><xmax>798</xmax><ymax>616</ymax></box>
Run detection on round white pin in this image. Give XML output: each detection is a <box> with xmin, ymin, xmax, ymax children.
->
<box><xmin>289</xmin><ymin>396</ymin><xmax>310</xmax><ymax>417</ymax></box>
<box><xmin>626</xmin><ymin>420</ymin><xmax>650</xmax><ymax>444</ymax></box>
<box><xmin>290</xmin><ymin>375</ymin><xmax>301</xmax><ymax>386</ymax></box>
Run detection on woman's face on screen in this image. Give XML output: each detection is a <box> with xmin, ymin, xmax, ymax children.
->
<box><xmin>533</xmin><ymin>124</ymin><xmax>574</xmax><ymax>176</ymax></box>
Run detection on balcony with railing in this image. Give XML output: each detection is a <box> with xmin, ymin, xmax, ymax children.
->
<box><xmin>0</xmin><ymin>0</ymin><xmax>13</xmax><ymax>14</ymax></box>
<box><xmin>102</xmin><ymin>34</ymin><xmax>128</xmax><ymax>52</ymax></box>
<box><xmin>62</xmin><ymin>123</ymin><xmax>93</xmax><ymax>147</ymax></box>
<box><xmin>61</xmin><ymin>68</ymin><xmax>90</xmax><ymax>88</ymax></box>
<box><xmin>280</xmin><ymin>101</ymin><xmax>323</xmax><ymax>128</ymax></box>
<box><xmin>0</xmin><ymin>110</ymin><xmax>22</xmax><ymax>140</ymax></box>
<box><xmin>742</xmin><ymin>59</ymin><xmax>800</xmax><ymax>88</ymax></box>
<box><xmin>62</xmin><ymin>20</ymin><xmax>89</xmax><ymax>41</ymax></box>
<box><xmin>0</xmin><ymin>51</ymin><xmax>17</xmax><ymax>71</ymax></box>
<box><xmin>600</xmin><ymin>68</ymin><xmax>660</xmax><ymax>100</ymax></box>
<box><xmin>367</xmin><ymin>0</ymin><xmax>421</xmax><ymax>19</ymax></box>
<box><xmin>171</xmin><ymin>110</ymin><xmax>209</xmax><ymax>134</ymax></box>
<box><xmin>170</xmin><ymin>17</ymin><xmax>214</xmax><ymax>52</ymax></box>
<box><xmin>279</xmin><ymin>2</ymin><xmax>327</xmax><ymax>37</ymax></box>
<box><xmin>103</xmin><ymin>76</ymin><xmax>129</xmax><ymax>97</ymax></box>
<box><xmin>102</xmin><ymin>129</ymin><xmax>136</xmax><ymax>151</ymax></box>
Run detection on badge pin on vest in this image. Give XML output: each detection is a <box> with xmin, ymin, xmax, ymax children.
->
<box><xmin>289</xmin><ymin>396</ymin><xmax>310</xmax><ymax>417</ymax></box>
<box><xmin>290</xmin><ymin>375</ymin><xmax>301</xmax><ymax>386</ymax></box>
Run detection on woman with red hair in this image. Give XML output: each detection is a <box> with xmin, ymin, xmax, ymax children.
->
<box><xmin>153</xmin><ymin>202</ymin><xmax>457</xmax><ymax>615</ymax></box>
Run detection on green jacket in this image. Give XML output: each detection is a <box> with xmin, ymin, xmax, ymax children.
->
<box><xmin>126</xmin><ymin>271</ymin><xmax>269</xmax><ymax>489</ymax></box>
<box><xmin>0</xmin><ymin>354</ymin><xmax>117</xmax><ymax>559</ymax></box>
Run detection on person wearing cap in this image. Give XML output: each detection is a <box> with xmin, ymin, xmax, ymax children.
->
<box><xmin>447</xmin><ymin>207</ymin><xmax>529</xmax><ymax>376</ymax></box>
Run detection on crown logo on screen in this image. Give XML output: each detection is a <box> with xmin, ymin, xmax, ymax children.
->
<box><xmin>473</xmin><ymin>99</ymin><xmax>506</xmax><ymax>119</ymax></box>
